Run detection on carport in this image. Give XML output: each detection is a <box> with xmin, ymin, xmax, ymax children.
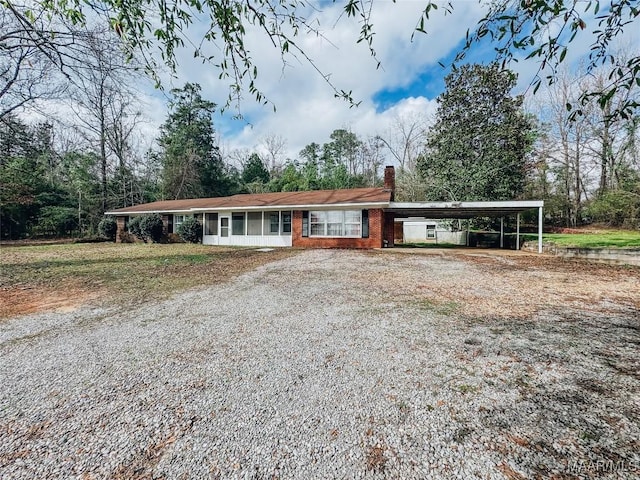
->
<box><xmin>385</xmin><ymin>200</ymin><xmax>544</xmax><ymax>253</ymax></box>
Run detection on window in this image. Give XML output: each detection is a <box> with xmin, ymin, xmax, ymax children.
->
<box><xmin>310</xmin><ymin>211</ymin><xmax>326</xmax><ymax>236</ymax></box>
<box><xmin>309</xmin><ymin>210</ymin><xmax>362</xmax><ymax>237</ymax></box>
<box><xmin>263</xmin><ymin>211</ymin><xmax>279</xmax><ymax>235</ymax></box>
<box><xmin>361</xmin><ymin>210</ymin><xmax>369</xmax><ymax>238</ymax></box>
<box><xmin>232</xmin><ymin>213</ymin><xmax>245</xmax><ymax>235</ymax></box>
<box><xmin>344</xmin><ymin>210</ymin><xmax>361</xmax><ymax>236</ymax></box>
<box><xmin>326</xmin><ymin>211</ymin><xmax>343</xmax><ymax>236</ymax></box>
<box><xmin>204</xmin><ymin>213</ymin><xmax>218</xmax><ymax>235</ymax></box>
<box><xmin>174</xmin><ymin>214</ymin><xmax>185</xmax><ymax>231</ymax></box>
<box><xmin>302</xmin><ymin>211</ymin><xmax>309</xmax><ymax>237</ymax></box>
<box><xmin>426</xmin><ymin>224</ymin><xmax>436</xmax><ymax>239</ymax></box>
<box><xmin>247</xmin><ymin>212</ymin><xmax>262</xmax><ymax>235</ymax></box>
<box><xmin>281</xmin><ymin>211</ymin><xmax>292</xmax><ymax>235</ymax></box>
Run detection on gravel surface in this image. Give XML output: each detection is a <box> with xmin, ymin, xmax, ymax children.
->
<box><xmin>1</xmin><ymin>249</ymin><xmax>638</xmax><ymax>479</ymax></box>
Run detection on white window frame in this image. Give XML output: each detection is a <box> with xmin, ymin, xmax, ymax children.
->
<box><xmin>174</xmin><ymin>214</ymin><xmax>185</xmax><ymax>231</ymax></box>
<box><xmin>281</xmin><ymin>211</ymin><xmax>292</xmax><ymax>235</ymax></box>
<box><xmin>309</xmin><ymin>210</ymin><xmax>362</xmax><ymax>238</ymax></box>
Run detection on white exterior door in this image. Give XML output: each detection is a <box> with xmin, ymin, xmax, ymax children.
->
<box><xmin>218</xmin><ymin>216</ymin><xmax>230</xmax><ymax>245</ymax></box>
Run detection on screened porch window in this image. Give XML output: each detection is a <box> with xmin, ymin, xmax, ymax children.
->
<box><xmin>247</xmin><ymin>212</ymin><xmax>262</xmax><ymax>235</ymax></box>
<box><xmin>262</xmin><ymin>211</ymin><xmax>278</xmax><ymax>235</ymax></box>
<box><xmin>232</xmin><ymin>213</ymin><xmax>245</xmax><ymax>235</ymax></box>
<box><xmin>309</xmin><ymin>210</ymin><xmax>361</xmax><ymax>237</ymax></box>
<box><xmin>204</xmin><ymin>213</ymin><xmax>218</xmax><ymax>235</ymax></box>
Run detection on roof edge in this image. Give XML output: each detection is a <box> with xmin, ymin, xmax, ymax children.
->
<box><xmin>106</xmin><ymin>201</ymin><xmax>390</xmax><ymax>216</ymax></box>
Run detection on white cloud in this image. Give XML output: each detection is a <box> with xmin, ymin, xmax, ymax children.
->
<box><xmin>168</xmin><ymin>1</ymin><xmax>485</xmax><ymax>161</ymax></box>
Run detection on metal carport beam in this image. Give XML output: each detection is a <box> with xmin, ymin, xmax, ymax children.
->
<box><xmin>386</xmin><ymin>200</ymin><xmax>544</xmax><ymax>219</ymax></box>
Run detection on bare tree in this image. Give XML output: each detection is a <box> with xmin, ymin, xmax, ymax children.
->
<box><xmin>534</xmin><ymin>70</ymin><xmax>593</xmax><ymax>226</ymax></box>
<box><xmin>360</xmin><ymin>136</ymin><xmax>386</xmax><ymax>186</ymax></box>
<box><xmin>0</xmin><ymin>8</ymin><xmax>66</xmax><ymax>121</ymax></box>
<box><xmin>585</xmin><ymin>61</ymin><xmax>639</xmax><ymax>195</ymax></box>
<box><xmin>260</xmin><ymin>133</ymin><xmax>287</xmax><ymax>173</ymax></box>
<box><xmin>395</xmin><ymin>168</ymin><xmax>428</xmax><ymax>202</ymax></box>
<box><xmin>67</xmin><ymin>28</ymin><xmax>141</xmax><ymax>212</ymax></box>
<box><xmin>378</xmin><ymin>112</ymin><xmax>429</xmax><ymax>171</ymax></box>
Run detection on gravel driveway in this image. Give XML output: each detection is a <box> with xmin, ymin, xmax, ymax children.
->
<box><xmin>1</xmin><ymin>249</ymin><xmax>638</xmax><ymax>479</ymax></box>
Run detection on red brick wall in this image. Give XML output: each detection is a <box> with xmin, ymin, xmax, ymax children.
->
<box><xmin>383</xmin><ymin>211</ymin><xmax>395</xmax><ymax>247</ymax></box>
<box><xmin>161</xmin><ymin>215</ymin><xmax>170</xmax><ymax>235</ymax></box>
<box><xmin>115</xmin><ymin>216</ymin><xmax>127</xmax><ymax>243</ymax></box>
<box><xmin>292</xmin><ymin>209</ymin><xmax>385</xmax><ymax>248</ymax></box>
<box><xmin>384</xmin><ymin>166</ymin><xmax>395</xmax><ymax>201</ymax></box>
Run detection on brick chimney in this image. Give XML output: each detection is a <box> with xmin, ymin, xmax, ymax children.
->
<box><xmin>383</xmin><ymin>165</ymin><xmax>395</xmax><ymax>200</ymax></box>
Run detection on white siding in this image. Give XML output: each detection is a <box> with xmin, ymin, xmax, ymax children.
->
<box><xmin>203</xmin><ymin>235</ymin><xmax>291</xmax><ymax>247</ymax></box>
<box><xmin>403</xmin><ymin>222</ymin><xmax>467</xmax><ymax>245</ymax></box>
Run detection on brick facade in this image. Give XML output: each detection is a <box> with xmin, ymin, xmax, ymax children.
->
<box><xmin>161</xmin><ymin>214</ymin><xmax>171</xmax><ymax>235</ymax></box>
<box><xmin>115</xmin><ymin>216</ymin><xmax>127</xmax><ymax>243</ymax></box>
<box><xmin>292</xmin><ymin>209</ymin><xmax>386</xmax><ymax>248</ymax></box>
<box><xmin>383</xmin><ymin>211</ymin><xmax>395</xmax><ymax>247</ymax></box>
<box><xmin>383</xmin><ymin>165</ymin><xmax>395</xmax><ymax>200</ymax></box>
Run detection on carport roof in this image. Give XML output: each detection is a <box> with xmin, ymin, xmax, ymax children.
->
<box><xmin>386</xmin><ymin>200</ymin><xmax>543</xmax><ymax>219</ymax></box>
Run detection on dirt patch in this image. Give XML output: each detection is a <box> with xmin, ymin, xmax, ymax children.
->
<box><xmin>0</xmin><ymin>245</ymin><xmax>299</xmax><ymax>319</ymax></box>
<box><xmin>0</xmin><ymin>286</ymin><xmax>99</xmax><ymax>318</ymax></box>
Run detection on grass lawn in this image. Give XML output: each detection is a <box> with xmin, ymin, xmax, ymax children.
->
<box><xmin>0</xmin><ymin>242</ymin><xmax>297</xmax><ymax>318</ymax></box>
<box><xmin>400</xmin><ymin>230</ymin><xmax>640</xmax><ymax>248</ymax></box>
<box><xmin>521</xmin><ymin>230</ymin><xmax>640</xmax><ymax>248</ymax></box>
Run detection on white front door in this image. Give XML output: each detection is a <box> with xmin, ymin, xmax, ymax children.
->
<box><xmin>219</xmin><ymin>216</ymin><xmax>230</xmax><ymax>245</ymax></box>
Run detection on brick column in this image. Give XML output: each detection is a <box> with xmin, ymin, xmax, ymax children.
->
<box><xmin>161</xmin><ymin>215</ymin><xmax>170</xmax><ymax>235</ymax></box>
<box><xmin>115</xmin><ymin>216</ymin><xmax>127</xmax><ymax>243</ymax></box>
<box><xmin>383</xmin><ymin>212</ymin><xmax>395</xmax><ymax>247</ymax></box>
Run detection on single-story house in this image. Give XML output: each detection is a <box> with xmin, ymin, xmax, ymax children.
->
<box><xmin>106</xmin><ymin>167</ymin><xmax>545</xmax><ymax>252</ymax></box>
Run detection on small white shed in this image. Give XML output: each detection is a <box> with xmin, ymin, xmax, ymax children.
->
<box><xmin>399</xmin><ymin>218</ymin><xmax>467</xmax><ymax>245</ymax></box>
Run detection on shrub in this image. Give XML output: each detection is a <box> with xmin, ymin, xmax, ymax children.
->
<box><xmin>118</xmin><ymin>231</ymin><xmax>136</xmax><ymax>243</ymax></box>
<box><xmin>139</xmin><ymin>213</ymin><xmax>164</xmax><ymax>243</ymax></box>
<box><xmin>177</xmin><ymin>217</ymin><xmax>202</xmax><ymax>243</ymax></box>
<box><xmin>128</xmin><ymin>216</ymin><xmax>143</xmax><ymax>238</ymax></box>
<box><xmin>167</xmin><ymin>233</ymin><xmax>184</xmax><ymax>243</ymax></box>
<box><xmin>97</xmin><ymin>216</ymin><xmax>117</xmax><ymax>241</ymax></box>
<box><xmin>587</xmin><ymin>191</ymin><xmax>640</xmax><ymax>227</ymax></box>
<box><xmin>32</xmin><ymin>206</ymin><xmax>78</xmax><ymax>237</ymax></box>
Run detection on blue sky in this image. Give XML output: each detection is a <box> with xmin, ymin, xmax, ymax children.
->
<box><xmin>124</xmin><ymin>2</ymin><xmax>638</xmax><ymax>165</ymax></box>
<box><xmin>138</xmin><ymin>1</ymin><xmax>489</xmax><ymax>163</ymax></box>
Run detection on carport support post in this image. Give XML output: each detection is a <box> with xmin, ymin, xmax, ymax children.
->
<box><xmin>516</xmin><ymin>213</ymin><xmax>520</xmax><ymax>250</ymax></box>
<box><xmin>466</xmin><ymin>219</ymin><xmax>470</xmax><ymax>246</ymax></box>
<box><xmin>500</xmin><ymin>217</ymin><xmax>504</xmax><ymax>248</ymax></box>
<box><xmin>538</xmin><ymin>206</ymin><xmax>543</xmax><ymax>253</ymax></box>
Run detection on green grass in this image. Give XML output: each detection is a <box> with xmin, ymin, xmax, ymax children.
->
<box><xmin>0</xmin><ymin>243</ymin><xmax>296</xmax><ymax>316</ymax></box>
<box><xmin>522</xmin><ymin>231</ymin><xmax>640</xmax><ymax>248</ymax></box>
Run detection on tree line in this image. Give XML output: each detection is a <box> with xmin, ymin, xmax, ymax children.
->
<box><xmin>2</xmin><ymin>1</ymin><xmax>639</xmax><ymax>239</ymax></box>
<box><xmin>0</xmin><ymin>79</ymin><xmax>390</xmax><ymax>239</ymax></box>
<box><xmin>1</xmin><ymin>64</ymin><xmax>638</xmax><ymax>239</ymax></box>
